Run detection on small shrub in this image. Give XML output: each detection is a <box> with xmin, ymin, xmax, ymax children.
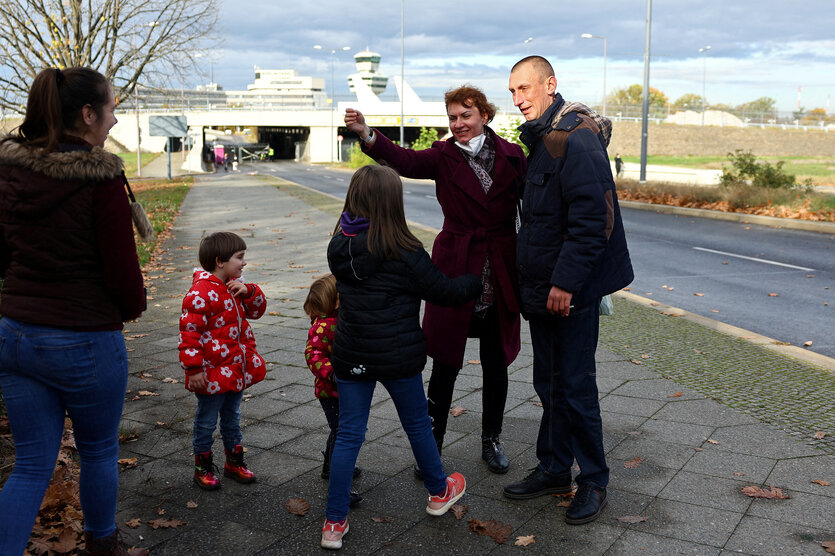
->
<box><xmin>345</xmin><ymin>142</ymin><xmax>376</xmax><ymax>169</ymax></box>
<box><xmin>720</xmin><ymin>150</ymin><xmax>813</xmax><ymax>192</ymax></box>
<box><xmin>411</xmin><ymin>127</ymin><xmax>439</xmax><ymax>151</ymax></box>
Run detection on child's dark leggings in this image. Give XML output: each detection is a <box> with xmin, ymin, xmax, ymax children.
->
<box><xmin>319</xmin><ymin>397</ymin><xmax>340</xmax><ymax>461</ymax></box>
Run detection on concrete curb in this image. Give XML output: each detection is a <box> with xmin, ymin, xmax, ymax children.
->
<box><xmin>616</xmin><ymin>290</ymin><xmax>835</xmax><ymax>372</ymax></box>
<box><xmin>620</xmin><ymin>200</ymin><xmax>835</xmax><ymax>235</ymax></box>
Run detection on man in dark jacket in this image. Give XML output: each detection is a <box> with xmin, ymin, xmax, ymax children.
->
<box><xmin>503</xmin><ymin>56</ymin><xmax>633</xmax><ymax>525</ymax></box>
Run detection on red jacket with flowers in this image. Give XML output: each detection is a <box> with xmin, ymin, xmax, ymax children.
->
<box><xmin>305</xmin><ymin>314</ymin><xmax>338</xmax><ymax>399</ymax></box>
<box><xmin>179</xmin><ymin>269</ymin><xmax>267</xmax><ymax>395</ymax></box>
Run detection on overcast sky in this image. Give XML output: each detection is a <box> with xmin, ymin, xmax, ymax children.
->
<box><xmin>204</xmin><ymin>0</ymin><xmax>835</xmax><ymax>114</ymax></box>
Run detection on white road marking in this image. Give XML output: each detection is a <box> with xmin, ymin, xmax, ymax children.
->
<box><xmin>693</xmin><ymin>247</ymin><xmax>814</xmax><ymax>271</ymax></box>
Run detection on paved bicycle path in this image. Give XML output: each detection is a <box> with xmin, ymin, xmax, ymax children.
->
<box><xmin>114</xmin><ymin>171</ymin><xmax>834</xmax><ymax>555</ymax></box>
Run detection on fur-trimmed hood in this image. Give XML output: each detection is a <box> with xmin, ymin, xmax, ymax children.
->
<box><xmin>0</xmin><ymin>137</ymin><xmax>124</xmax><ymax>218</ymax></box>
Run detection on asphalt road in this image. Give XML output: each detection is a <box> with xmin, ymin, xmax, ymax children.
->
<box><xmin>253</xmin><ymin>160</ymin><xmax>835</xmax><ymax>359</ymax></box>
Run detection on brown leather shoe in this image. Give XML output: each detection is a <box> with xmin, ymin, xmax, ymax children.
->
<box><xmin>84</xmin><ymin>530</ymin><xmax>149</xmax><ymax>556</ymax></box>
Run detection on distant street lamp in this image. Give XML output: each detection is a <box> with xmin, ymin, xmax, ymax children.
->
<box><xmin>699</xmin><ymin>45</ymin><xmax>711</xmax><ymax>126</ymax></box>
<box><xmin>581</xmin><ymin>33</ymin><xmax>607</xmax><ymax>116</ymax></box>
<box><xmin>314</xmin><ymin>44</ymin><xmax>351</xmax><ymax>162</ymax></box>
<box><xmin>524</xmin><ymin>37</ymin><xmax>533</xmax><ymax>55</ymax></box>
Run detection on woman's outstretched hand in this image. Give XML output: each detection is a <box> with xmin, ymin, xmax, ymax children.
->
<box><xmin>344</xmin><ymin>108</ymin><xmax>371</xmax><ymax>139</ymax></box>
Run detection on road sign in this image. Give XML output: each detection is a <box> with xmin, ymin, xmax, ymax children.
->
<box><xmin>149</xmin><ymin>115</ymin><xmax>188</xmax><ymax>137</ymax></box>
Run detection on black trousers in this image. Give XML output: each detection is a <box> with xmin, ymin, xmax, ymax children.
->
<box><xmin>426</xmin><ymin>306</ymin><xmax>508</xmax><ymax>440</ymax></box>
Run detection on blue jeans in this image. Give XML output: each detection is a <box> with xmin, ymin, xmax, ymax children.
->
<box><xmin>325</xmin><ymin>374</ymin><xmax>446</xmax><ymax>521</ymax></box>
<box><xmin>193</xmin><ymin>391</ymin><xmax>243</xmax><ymax>454</ymax></box>
<box><xmin>529</xmin><ymin>304</ymin><xmax>609</xmax><ymax>488</ymax></box>
<box><xmin>0</xmin><ymin>317</ymin><xmax>128</xmax><ymax>555</ymax></box>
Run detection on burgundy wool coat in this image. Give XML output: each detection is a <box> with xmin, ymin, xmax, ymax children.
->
<box><xmin>363</xmin><ymin>126</ymin><xmax>527</xmax><ymax>368</ymax></box>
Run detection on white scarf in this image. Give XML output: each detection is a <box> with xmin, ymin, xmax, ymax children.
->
<box><xmin>455</xmin><ymin>133</ymin><xmax>486</xmax><ymax>156</ymax></box>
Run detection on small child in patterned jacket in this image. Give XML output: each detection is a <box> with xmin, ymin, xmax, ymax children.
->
<box><xmin>179</xmin><ymin>232</ymin><xmax>267</xmax><ymax>490</ymax></box>
<box><xmin>304</xmin><ymin>274</ymin><xmax>362</xmax><ymax>504</ymax></box>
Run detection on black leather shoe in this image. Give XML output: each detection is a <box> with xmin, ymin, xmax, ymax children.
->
<box><xmin>503</xmin><ymin>467</ymin><xmax>572</xmax><ymax>499</ymax></box>
<box><xmin>565</xmin><ymin>484</ymin><xmax>607</xmax><ymax>525</ymax></box>
<box><xmin>349</xmin><ymin>490</ymin><xmax>363</xmax><ymax>507</ymax></box>
<box><xmin>481</xmin><ymin>435</ymin><xmax>509</xmax><ymax>474</ymax></box>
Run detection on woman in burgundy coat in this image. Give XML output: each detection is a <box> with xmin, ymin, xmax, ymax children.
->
<box><xmin>344</xmin><ymin>85</ymin><xmax>527</xmax><ymax>474</ymax></box>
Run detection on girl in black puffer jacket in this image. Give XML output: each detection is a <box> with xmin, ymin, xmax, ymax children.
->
<box><xmin>320</xmin><ymin>165</ymin><xmax>480</xmax><ymax>549</ymax></box>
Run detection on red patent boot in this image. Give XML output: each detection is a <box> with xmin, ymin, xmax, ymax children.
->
<box><xmin>194</xmin><ymin>451</ymin><xmax>221</xmax><ymax>490</ymax></box>
<box><xmin>224</xmin><ymin>444</ymin><xmax>256</xmax><ymax>483</ymax></box>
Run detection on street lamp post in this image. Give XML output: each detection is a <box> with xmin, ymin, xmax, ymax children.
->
<box><xmin>699</xmin><ymin>45</ymin><xmax>711</xmax><ymax>126</ymax></box>
<box><xmin>314</xmin><ymin>44</ymin><xmax>351</xmax><ymax>163</ymax></box>
<box><xmin>581</xmin><ymin>33</ymin><xmax>607</xmax><ymax>116</ymax></box>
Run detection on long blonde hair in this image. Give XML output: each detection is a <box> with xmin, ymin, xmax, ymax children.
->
<box><xmin>334</xmin><ymin>165</ymin><xmax>422</xmax><ymax>260</ymax></box>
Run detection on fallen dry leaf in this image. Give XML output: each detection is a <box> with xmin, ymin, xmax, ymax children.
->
<box><xmin>707</xmin><ymin>439</ymin><xmax>720</xmax><ymax>445</ymax></box>
<box><xmin>617</xmin><ymin>515</ymin><xmax>649</xmax><ymax>524</ymax></box>
<box><xmin>767</xmin><ymin>293</ymin><xmax>779</xmax><ymax>297</ymax></box>
<box><xmin>162</xmin><ymin>377</ymin><xmax>179</xmax><ymax>384</ymax></box>
<box><xmin>450</xmin><ymin>504</ymin><xmax>468</xmax><ymax>520</ymax></box>
<box><xmin>465</xmin><ymin>359</ymin><xmax>481</xmax><ymax>365</ymax></box>
<box><xmin>449</xmin><ymin>406</ymin><xmax>467</xmax><ymax>417</ymax></box>
<box><xmin>468</xmin><ymin>519</ymin><xmax>512</xmax><ymax>544</ymax></box>
<box><xmin>556</xmin><ymin>500</ymin><xmax>571</xmax><ymax>507</ymax></box>
<box><xmin>268</xmin><ymin>311</ymin><xmax>281</xmax><ymax>316</ymax></box>
<box><xmin>187</xmin><ymin>501</ymin><xmax>198</xmax><ymax>508</ymax></box>
<box><xmin>531</xmin><ymin>401</ymin><xmax>543</xmax><ymax>407</ymax></box>
<box><xmin>803</xmin><ymin>341</ymin><xmax>813</xmax><ymax>347</ymax></box>
<box><xmin>668</xmin><ymin>391</ymin><xmax>684</xmax><ymax>398</ymax></box>
<box><xmin>137</xmin><ymin>390</ymin><xmax>160</xmax><ymax>397</ymax></box>
<box><xmin>117</xmin><ymin>458</ymin><xmax>138</xmax><ymax>468</ymax></box>
<box><xmin>813</xmin><ymin>431</ymin><xmax>826</xmax><ymax>440</ymax></box>
<box><xmin>741</xmin><ymin>485</ymin><xmax>789</xmax><ymax>499</ymax></box>
<box><xmin>823</xmin><ymin>541</ymin><xmax>835</xmax><ymax>554</ymax></box>
<box><xmin>285</xmin><ymin>497</ymin><xmax>310</xmax><ymax>516</ymax></box>
<box><xmin>811</xmin><ymin>479</ymin><xmax>831</xmax><ymax>486</ymax></box>
<box><xmin>157</xmin><ymin>508</ymin><xmax>166</xmax><ymax>515</ymax></box>
<box><xmin>514</xmin><ymin>534</ymin><xmax>536</xmax><ymax>547</ymax></box>
<box><xmin>694</xmin><ymin>292</ymin><xmax>705</xmax><ymax>297</ymax></box>
<box><xmin>125</xmin><ymin>518</ymin><xmax>141</xmax><ymax>528</ymax></box>
<box><xmin>640</xmin><ymin>354</ymin><xmax>650</xmax><ymax>359</ymax></box>
<box><xmin>371</xmin><ymin>516</ymin><xmax>395</xmax><ymax>523</ymax></box>
<box><xmin>630</xmin><ymin>359</ymin><xmax>644</xmax><ymax>365</ymax></box>
<box><xmin>147</xmin><ymin>518</ymin><xmax>186</xmax><ymax>529</ymax></box>
<box><xmin>733</xmin><ymin>472</ymin><xmax>746</xmax><ymax>476</ymax></box>
<box><xmin>623</xmin><ymin>457</ymin><xmax>645</xmax><ymax>469</ymax></box>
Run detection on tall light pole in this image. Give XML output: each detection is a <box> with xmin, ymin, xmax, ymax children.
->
<box><xmin>581</xmin><ymin>33</ymin><xmax>607</xmax><ymax>116</ymax></box>
<box><xmin>699</xmin><ymin>45</ymin><xmax>711</xmax><ymax>126</ymax></box>
<box><xmin>400</xmin><ymin>0</ymin><xmax>405</xmax><ymax>145</ymax></box>
<box><xmin>314</xmin><ymin>44</ymin><xmax>351</xmax><ymax>163</ymax></box>
<box><xmin>524</xmin><ymin>37</ymin><xmax>533</xmax><ymax>55</ymax></box>
<box><xmin>639</xmin><ymin>0</ymin><xmax>652</xmax><ymax>183</ymax></box>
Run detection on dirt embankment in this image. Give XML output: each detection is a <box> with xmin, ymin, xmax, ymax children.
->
<box><xmin>609</xmin><ymin>121</ymin><xmax>835</xmax><ymax>158</ymax></box>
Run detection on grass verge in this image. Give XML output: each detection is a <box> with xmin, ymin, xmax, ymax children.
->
<box><xmin>616</xmin><ymin>178</ymin><xmax>835</xmax><ymax>222</ymax></box>
<box><xmin>117</xmin><ymin>152</ymin><xmax>162</xmax><ymax>178</ymax></box>
<box><xmin>132</xmin><ymin>177</ymin><xmax>192</xmax><ymax>266</ymax></box>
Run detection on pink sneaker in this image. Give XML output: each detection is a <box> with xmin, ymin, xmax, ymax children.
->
<box><xmin>321</xmin><ymin>518</ymin><xmax>349</xmax><ymax>550</ymax></box>
<box><xmin>426</xmin><ymin>472</ymin><xmax>466</xmax><ymax>516</ymax></box>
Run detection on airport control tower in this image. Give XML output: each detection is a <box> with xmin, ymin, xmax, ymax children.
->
<box><xmin>347</xmin><ymin>49</ymin><xmax>388</xmax><ymax>96</ymax></box>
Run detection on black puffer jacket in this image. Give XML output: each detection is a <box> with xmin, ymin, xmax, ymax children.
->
<box><xmin>327</xmin><ymin>231</ymin><xmax>481</xmax><ymax>381</ymax></box>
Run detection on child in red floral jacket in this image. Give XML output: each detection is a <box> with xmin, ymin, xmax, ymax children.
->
<box><xmin>179</xmin><ymin>232</ymin><xmax>267</xmax><ymax>490</ymax></box>
<box><xmin>304</xmin><ymin>274</ymin><xmax>362</xmax><ymax>503</ymax></box>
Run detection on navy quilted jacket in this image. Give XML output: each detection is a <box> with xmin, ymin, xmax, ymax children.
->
<box><xmin>516</xmin><ymin>94</ymin><xmax>633</xmax><ymax>315</ymax></box>
<box><xmin>327</xmin><ymin>231</ymin><xmax>481</xmax><ymax>381</ymax></box>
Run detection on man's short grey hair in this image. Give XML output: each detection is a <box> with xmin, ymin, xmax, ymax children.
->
<box><xmin>511</xmin><ymin>56</ymin><xmax>555</xmax><ymax>80</ymax></box>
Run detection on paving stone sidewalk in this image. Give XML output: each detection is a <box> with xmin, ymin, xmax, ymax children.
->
<box><xmin>115</xmin><ymin>172</ymin><xmax>834</xmax><ymax>555</ymax></box>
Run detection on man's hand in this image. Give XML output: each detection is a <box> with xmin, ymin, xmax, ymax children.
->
<box><xmin>189</xmin><ymin>373</ymin><xmax>207</xmax><ymax>391</ymax></box>
<box><xmin>227</xmin><ymin>280</ymin><xmax>248</xmax><ymax>298</ymax></box>
<box><xmin>344</xmin><ymin>108</ymin><xmax>372</xmax><ymax>140</ymax></box>
<box><xmin>547</xmin><ymin>285</ymin><xmax>573</xmax><ymax>317</ymax></box>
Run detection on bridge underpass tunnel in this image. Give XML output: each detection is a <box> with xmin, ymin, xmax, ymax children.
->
<box><xmin>259</xmin><ymin>126</ymin><xmax>310</xmax><ymax>160</ymax></box>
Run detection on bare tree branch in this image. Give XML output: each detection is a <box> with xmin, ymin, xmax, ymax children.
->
<box><xmin>0</xmin><ymin>0</ymin><xmax>221</xmax><ymax>114</ymax></box>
